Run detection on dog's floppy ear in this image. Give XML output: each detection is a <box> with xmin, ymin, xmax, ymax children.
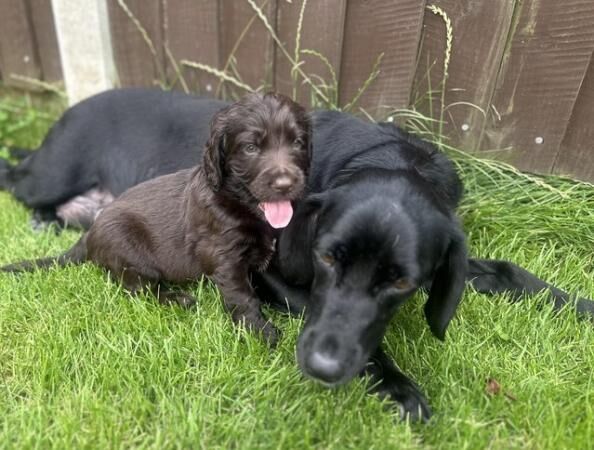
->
<box><xmin>203</xmin><ymin>106</ymin><xmax>230</xmax><ymax>191</ymax></box>
<box><xmin>424</xmin><ymin>227</ymin><xmax>468</xmax><ymax>340</ymax></box>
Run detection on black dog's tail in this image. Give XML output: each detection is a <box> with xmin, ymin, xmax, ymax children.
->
<box><xmin>8</xmin><ymin>146</ymin><xmax>35</xmax><ymax>161</ymax></box>
<box><xmin>468</xmin><ymin>258</ymin><xmax>594</xmax><ymax>318</ymax></box>
<box><xmin>0</xmin><ymin>158</ymin><xmax>10</xmax><ymax>190</ymax></box>
<box><xmin>0</xmin><ymin>147</ymin><xmax>35</xmax><ymax>189</ymax></box>
<box><xmin>1</xmin><ymin>235</ymin><xmax>88</xmax><ymax>273</ymax></box>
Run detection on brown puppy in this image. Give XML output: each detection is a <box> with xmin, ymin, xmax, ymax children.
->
<box><xmin>2</xmin><ymin>92</ymin><xmax>311</xmax><ymax>343</ymax></box>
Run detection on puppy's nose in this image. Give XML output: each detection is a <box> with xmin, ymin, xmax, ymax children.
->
<box><xmin>270</xmin><ymin>175</ymin><xmax>294</xmax><ymax>194</ymax></box>
<box><xmin>306</xmin><ymin>351</ymin><xmax>343</xmax><ymax>383</ymax></box>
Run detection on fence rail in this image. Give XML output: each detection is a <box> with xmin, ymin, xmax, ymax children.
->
<box><xmin>1</xmin><ymin>0</ymin><xmax>593</xmax><ymax>182</ymax></box>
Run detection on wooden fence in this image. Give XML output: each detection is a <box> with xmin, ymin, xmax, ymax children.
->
<box><xmin>1</xmin><ymin>0</ymin><xmax>593</xmax><ymax>182</ymax></box>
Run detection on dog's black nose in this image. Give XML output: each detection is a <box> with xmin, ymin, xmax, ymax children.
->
<box><xmin>306</xmin><ymin>351</ymin><xmax>343</xmax><ymax>383</ymax></box>
<box><xmin>270</xmin><ymin>175</ymin><xmax>294</xmax><ymax>193</ymax></box>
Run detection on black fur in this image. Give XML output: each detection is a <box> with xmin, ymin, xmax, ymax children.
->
<box><xmin>2</xmin><ymin>88</ymin><xmax>591</xmax><ymax>421</ymax></box>
<box><xmin>0</xmin><ymin>88</ymin><xmax>221</xmax><ymax>227</ymax></box>
<box><xmin>253</xmin><ymin>110</ymin><xmax>594</xmax><ymax>421</ymax></box>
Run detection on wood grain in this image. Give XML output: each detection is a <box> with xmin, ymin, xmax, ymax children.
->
<box><xmin>275</xmin><ymin>0</ymin><xmax>346</xmax><ymax>107</ymax></box>
<box><xmin>0</xmin><ymin>0</ymin><xmax>41</xmax><ymax>86</ymax></box>
<box><xmin>553</xmin><ymin>51</ymin><xmax>594</xmax><ymax>182</ymax></box>
<box><xmin>339</xmin><ymin>0</ymin><xmax>425</xmax><ymax>117</ymax></box>
<box><xmin>164</xmin><ymin>0</ymin><xmax>219</xmax><ymax>94</ymax></box>
<box><xmin>107</xmin><ymin>0</ymin><xmax>164</xmax><ymax>87</ymax></box>
<box><xmin>28</xmin><ymin>0</ymin><xmax>63</xmax><ymax>82</ymax></box>
<box><xmin>480</xmin><ymin>0</ymin><xmax>594</xmax><ymax>174</ymax></box>
<box><xmin>219</xmin><ymin>0</ymin><xmax>276</xmax><ymax>95</ymax></box>
<box><xmin>413</xmin><ymin>0</ymin><xmax>515</xmax><ymax>151</ymax></box>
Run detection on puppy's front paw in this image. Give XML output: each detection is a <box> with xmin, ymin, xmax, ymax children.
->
<box><xmin>373</xmin><ymin>378</ymin><xmax>432</xmax><ymax>422</ymax></box>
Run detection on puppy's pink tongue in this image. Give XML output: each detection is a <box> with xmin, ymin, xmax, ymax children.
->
<box><xmin>259</xmin><ymin>201</ymin><xmax>293</xmax><ymax>229</ymax></box>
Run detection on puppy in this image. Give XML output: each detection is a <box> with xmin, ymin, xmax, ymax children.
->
<box><xmin>2</xmin><ymin>92</ymin><xmax>311</xmax><ymax>344</ymax></box>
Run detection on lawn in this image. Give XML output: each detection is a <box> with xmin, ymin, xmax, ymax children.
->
<box><xmin>0</xmin><ymin>93</ymin><xmax>593</xmax><ymax>450</ymax></box>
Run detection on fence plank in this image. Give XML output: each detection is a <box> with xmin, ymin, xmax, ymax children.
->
<box><xmin>29</xmin><ymin>0</ymin><xmax>63</xmax><ymax>82</ymax></box>
<box><xmin>0</xmin><ymin>0</ymin><xmax>41</xmax><ymax>86</ymax></box>
<box><xmin>553</xmin><ymin>53</ymin><xmax>594</xmax><ymax>182</ymax></box>
<box><xmin>480</xmin><ymin>0</ymin><xmax>594</xmax><ymax>174</ymax></box>
<box><xmin>107</xmin><ymin>0</ymin><xmax>164</xmax><ymax>87</ymax></box>
<box><xmin>275</xmin><ymin>0</ymin><xmax>346</xmax><ymax>107</ymax></box>
<box><xmin>338</xmin><ymin>0</ymin><xmax>425</xmax><ymax>117</ymax></box>
<box><xmin>412</xmin><ymin>1</ymin><xmax>515</xmax><ymax>150</ymax></box>
<box><xmin>219</xmin><ymin>0</ymin><xmax>276</xmax><ymax>96</ymax></box>
<box><xmin>164</xmin><ymin>0</ymin><xmax>219</xmax><ymax>94</ymax></box>
<box><xmin>53</xmin><ymin>0</ymin><xmax>116</xmax><ymax>104</ymax></box>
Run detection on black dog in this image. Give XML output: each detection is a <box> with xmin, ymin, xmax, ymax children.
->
<box><xmin>0</xmin><ymin>88</ymin><xmax>215</xmax><ymax>229</ymax></box>
<box><xmin>253</xmin><ymin>110</ymin><xmax>594</xmax><ymax>421</ymax></box>
<box><xmin>2</xmin><ymin>88</ymin><xmax>592</xmax><ymax>420</ymax></box>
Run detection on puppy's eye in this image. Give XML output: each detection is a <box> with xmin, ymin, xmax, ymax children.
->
<box><xmin>293</xmin><ymin>138</ymin><xmax>304</xmax><ymax>148</ymax></box>
<box><xmin>393</xmin><ymin>277</ymin><xmax>414</xmax><ymax>291</ymax></box>
<box><xmin>244</xmin><ymin>144</ymin><xmax>259</xmax><ymax>154</ymax></box>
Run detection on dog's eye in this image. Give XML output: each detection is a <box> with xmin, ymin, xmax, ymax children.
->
<box><xmin>293</xmin><ymin>138</ymin><xmax>304</xmax><ymax>148</ymax></box>
<box><xmin>244</xmin><ymin>144</ymin><xmax>259</xmax><ymax>154</ymax></box>
<box><xmin>318</xmin><ymin>244</ymin><xmax>346</xmax><ymax>267</ymax></box>
<box><xmin>393</xmin><ymin>277</ymin><xmax>414</xmax><ymax>291</ymax></box>
<box><xmin>320</xmin><ymin>253</ymin><xmax>335</xmax><ymax>266</ymax></box>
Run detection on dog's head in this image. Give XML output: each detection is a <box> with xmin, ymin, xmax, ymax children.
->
<box><xmin>296</xmin><ymin>173</ymin><xmax>467</xmax><ymax>386</ymax></box>
<box><xmin>203</xmin><ymin>92</ymin><xmax>311</xmax><ymax>229</ymax></box>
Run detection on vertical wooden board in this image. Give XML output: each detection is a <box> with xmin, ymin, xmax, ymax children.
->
<box><xmin>164</xmin><ymin>0</ymin><xmax>219</xmax><ymax>94</ymax></box>
<box><xmin>275</xmin><ymin>0</ymin><xmax>346</xmax><ymax>107</ymax></box>
<box><xmin>107</xmin><ymin>0</ymin><xmax>163</xmax><ymax>87</ymax></box>
<box><xmin>412</xmin><ymin>1</ymin><xmax>515</xmax><ymax>150</ymax></box>
<box><xmin>338</xmin><ymin>0</ymin><xmax>425</xmax><ymax>117</ymax></box>
<box><xmin>28</xmin><ymin>0</ymin><xmax>63</xmax><ymax>82</ymax></box>
<box><xmin>0</xmin><ymin>0</ymin><xmax>41</xmax><ymax>86</ymax></box>
<box><xmin>219</xmin><ymin>0</ymin><xmax>276</xmax><ymax>93</ymax></box>
<box><xmin>480</xmin><ymin>0</ymin><xmax>594</xmax><ymax>174</ymax></box>
<box><xmin>552</xmin><ymin>53</ymin><xmax>594</xmax><ymax>182</ymax></box>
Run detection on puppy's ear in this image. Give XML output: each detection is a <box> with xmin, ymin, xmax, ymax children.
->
<box><xmin>203</xmin><ymin>107</ymin><xmax>230</xmax><ymax>191</ymax></box>
<box><xmin>424</xmin><ymin>227</ymin><xmax>468</xmax><ymax>340</ymax></box>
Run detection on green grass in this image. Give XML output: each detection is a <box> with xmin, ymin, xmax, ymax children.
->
<box><xmin>0</xmin><ymin>94</ymin><xmax>593</xmax><ymax>450</ymax></box>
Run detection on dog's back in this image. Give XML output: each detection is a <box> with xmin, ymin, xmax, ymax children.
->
<box><xmin>309</xmin><ymin>111</ymin><xmax>462</xmax><ymax>209</ymax></box>
<box><xmin>1</xmin><ymin>88</ymin><xmax>227</xmax><ymax>212</ymax></box>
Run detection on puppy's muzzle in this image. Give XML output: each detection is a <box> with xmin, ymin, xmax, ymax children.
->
<box><xmin>270</xmin><ymin>174</ymin><xmax>295</xmax><ymax>195</ymax></box>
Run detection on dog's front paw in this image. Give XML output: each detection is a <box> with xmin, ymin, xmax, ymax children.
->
<box><xmin>30</xmin><ymin>217</ymin><xmax>64</xmax><ymax>234</ymax></box>
<box><xmin>158</xmin><ymin>291</ymin><xmax>197</xmax><ymax>309</ymax></box>
<box><xmin>246</xmin><ymin>315</ymin><xmax>280</xmax><ymax>346</ymax></box>
<box><xmin>229</xmin><ymin>304</ymin><xmax>280</xmax><ymax>346</ymax></box>
<box><xmin>373</xmin><ymin>377</ymin><xmax>432</xmax><ymax>422</ymax></box>
<box><xmin>260</xmin><ymin>321</ymin><xmax>280</xmax><ymax>346</ymax></box>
